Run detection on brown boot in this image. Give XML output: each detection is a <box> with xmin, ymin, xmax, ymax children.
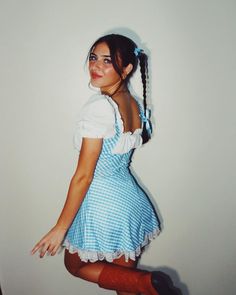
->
<box><xmin>98</xmin><ymin>263</ymin><xmax>159</xmax><ymax>295</ymax></box>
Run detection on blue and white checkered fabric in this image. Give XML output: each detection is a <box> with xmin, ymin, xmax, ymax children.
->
<box><xmin>63</xmin><ymin>95</ymin><xmax>160</xmax><ymax>262</ymax></box>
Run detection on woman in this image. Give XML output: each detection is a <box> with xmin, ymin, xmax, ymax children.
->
<box><xmin>31</xmin><ymin>34</ymin><xmax>170</xmax><ymax>295</ymax></box>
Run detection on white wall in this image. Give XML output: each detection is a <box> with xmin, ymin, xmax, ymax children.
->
<box><xmin>1</xmin><ymin>0</ymin><xmax>235</xmax><ymax>294</ymax></box>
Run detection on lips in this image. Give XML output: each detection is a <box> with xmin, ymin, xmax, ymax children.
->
<box><xmin>91</xmin><ymin>72</ymin><xmax>103</xmax><ymax>79</ymax></box>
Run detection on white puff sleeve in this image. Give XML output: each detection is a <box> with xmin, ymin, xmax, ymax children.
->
<box><xmin>73</xmin><ymin>94</ymin><xmax>116</xmax><ymax>151</ymax></box>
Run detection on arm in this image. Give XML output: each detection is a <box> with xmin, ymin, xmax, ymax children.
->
<box><xmin>31</xmin><ymin>137</ymin><xmax>103</xmax><ymax>258</ymax></box>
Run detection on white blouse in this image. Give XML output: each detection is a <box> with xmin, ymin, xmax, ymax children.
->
<box><xmin>73</xmin><ymin>93</ymin><xmax>143</xmax><ymax>154</ymax></box>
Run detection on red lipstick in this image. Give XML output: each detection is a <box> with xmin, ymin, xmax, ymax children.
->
<box><xmin>91</xmin><ymin>72</ymin><xmax>103</xmax><ymax>79</ymax></box>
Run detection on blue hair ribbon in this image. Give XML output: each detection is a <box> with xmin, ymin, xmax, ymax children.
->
<box><xmin>134</xmin><ymin>47</ymin><xmax>143</xmax><ymax>57</ymax></box>
<box><xmin>141</xmin><ymin>108</ymin><xmax>152</xmax><ymax>137</ymax></box>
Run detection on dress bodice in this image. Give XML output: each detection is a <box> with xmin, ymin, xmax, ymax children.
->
<box><xmin>73</xmin><ymin>93</ymin><xmax>146</xmax><ymax>154</ymax></box>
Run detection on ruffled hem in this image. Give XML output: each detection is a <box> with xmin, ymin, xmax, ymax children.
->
<box><xmin>62</xmin><ymin>227</ymin><xmax>161</xmax><ymax>263</ymax></box>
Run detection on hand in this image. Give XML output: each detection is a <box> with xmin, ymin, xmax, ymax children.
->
<box><xmin>31</xmin><ymin>225</ymin><xmax>67</xmax><ymax>258</ymax></box>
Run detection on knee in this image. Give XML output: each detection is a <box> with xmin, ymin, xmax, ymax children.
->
<box><xmin>64</xmin><ymin>257</ymin><xmax>77</xmax><ymax>277</ymax></box>
<box><xmin>64</xmin><ymin>250</ymin><xmax>82</xmax><ymax>277</ymax></box>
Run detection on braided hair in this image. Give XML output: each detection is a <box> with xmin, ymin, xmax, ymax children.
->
<box><xmin>87</xmin><ymin>34</ymin><xmax>152</xmax><ymax>144</ymax></box>
<box><xmin>137</xmin><ymin>50</ymin><xmax>151</xmax><ymax>144</ymax></box>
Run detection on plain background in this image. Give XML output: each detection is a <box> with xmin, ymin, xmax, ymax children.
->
<box><xmin>0</xmin><ymin>0</ymin><xmax>235</xmax><ymax>294</ymax></box>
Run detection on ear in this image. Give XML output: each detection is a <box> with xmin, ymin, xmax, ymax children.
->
<box><xmin>123</xmin><ymin>63</ymin><xmax>133</xmax><ymax>77</ymax></box>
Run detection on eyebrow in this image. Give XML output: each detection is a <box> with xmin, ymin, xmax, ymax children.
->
<box><xmin>90</xmin><ymin>52</ymin><xmax>111</xmax><ymax>58</ymax></box>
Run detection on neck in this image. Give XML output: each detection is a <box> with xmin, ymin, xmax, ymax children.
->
<box><xmin>108</xmin><ymin>86</ymin><xmax>131</xmax><ymax>107</ymax></box>
<box><xmin>101</xmin><ymin>80</ymin><xmax>129</xmax><ymax>97</ymax></box>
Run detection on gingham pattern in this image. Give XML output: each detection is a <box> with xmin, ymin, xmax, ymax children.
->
<box><xmin>63</xmin><ymin>95</ymin><xmax>160</xmax><ymax>262</ymax></box>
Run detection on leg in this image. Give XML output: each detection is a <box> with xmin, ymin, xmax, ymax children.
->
<box><xmin>64</xmin><ymin>249</ymin><xmax>139</xmax><ymax>295</ymax></box>
<box><xmin>97</xmin><ymin>258</ymin><xmax>158</xmax><ymax>295</ymax></box>
<box><xmin>112</xmin><ymin>255</ymin><xmax>139</xmax><ymax>295</ymax></box>
<box><xmin>64</xmin><ymin>249</ymin><xmax>168</xmax><ymax>295</ymax></box>
<box><xmin>64</xmin><ymin>248</ymin><xmax>105</xmax><ymax>283</ymax></box>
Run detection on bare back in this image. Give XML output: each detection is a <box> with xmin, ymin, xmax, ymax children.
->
<box><xmin>113</xmin><ymin>93</ymin><xmax>141</xmax><ymax>134</ymax></box>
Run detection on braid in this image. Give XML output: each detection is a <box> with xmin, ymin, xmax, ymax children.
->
<box><xmin>138</xmin><ymin>53</ymin><xmax>151</xmax><ymax>144</ymax></box>
<box><xmin>139</xmin><ymin>53</ymin><xmax>148</xmax><ymax>110</ymax></box>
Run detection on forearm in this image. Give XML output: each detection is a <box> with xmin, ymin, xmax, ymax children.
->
<box><xmin>31</xmin><ymin>175</ymin><xmax>93</xmax><ymax>257</ymax></box>
<box><xmin>55</xmin><ymin>138</ymin><xmax>102</xmax><ymax>231</ymax></box>
<box><xmin>55</xmin><ymin>175</ymin><xmax>92</xmax><ymax>231</ymax></box>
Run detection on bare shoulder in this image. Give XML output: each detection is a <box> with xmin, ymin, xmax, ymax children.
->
<box><xmin>130</xmin><ymin>95</ymin><xmax>140</xmax><ymax>112</ymax></box>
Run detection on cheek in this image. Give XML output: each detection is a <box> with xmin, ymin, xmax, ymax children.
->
<box><xmin>88</xmin><ymin>61</ymin><xmax>95</xmax><ymax>71</ymax></box>
<box><xmin>104</xmin><ymin>67</ymin><xmax>120</xmax><ymax>80</ymax></box>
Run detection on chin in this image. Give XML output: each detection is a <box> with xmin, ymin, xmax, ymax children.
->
<box><xmin>90</xmin><ymin>80</ymin><xmax>103</xmax><ymax>88</ymax></box>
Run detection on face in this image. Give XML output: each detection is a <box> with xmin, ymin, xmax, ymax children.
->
<box><xmin>88</xmin><ymin>42</ymin><xmax>122</xmax><ymax>93</ymax></box>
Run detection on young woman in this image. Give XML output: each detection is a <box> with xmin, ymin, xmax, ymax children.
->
<box><xmin>31</xmin><ymin>34</ymin><xmax>172</xmax><ymax>295</ymax></box>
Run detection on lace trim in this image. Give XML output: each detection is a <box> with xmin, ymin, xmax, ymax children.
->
<box><xmin>62</xmin><ymin>227</ymin><xmax>161</xmax><ymax>263</ymax></box>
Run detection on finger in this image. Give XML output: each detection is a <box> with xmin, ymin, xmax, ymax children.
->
<box><xmin>31</xmin><ymin>242</ymin><xmax>43</xmax><ymax>255</ymax></box>
<box><xmin>39</xmin><ymin>243</ymin><xmax>49</xmax><ymax>258</ymax></box>
<box><xmin>51</xmin><ymin>244</ymin><xmax>60</xmax><ymax>256</ymax></box>
<box><xmin>31</xmin><ymin>235</ymin><xmax>48</xmax><ymax>254</ymax></box>
<box><xmin>31</xmin><ymin>247</ymin><xmax>37</xmax><ymax>255</ymax></box>
<box><xmin>47</xmin><ymin>244</ymin><xmax>55</xmax><ymax>255</ymax></box>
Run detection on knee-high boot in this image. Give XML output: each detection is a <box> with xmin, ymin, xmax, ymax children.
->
<box><xmin>98</xmin><ymin>263</ymin><xmax>170</xmax><ymax>295</ymax></box>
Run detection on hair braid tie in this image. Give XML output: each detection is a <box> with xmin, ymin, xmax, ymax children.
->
<box><xmin>138</xmin><ymin>51</ymin><xmax>152</xmax><ymax>143</ymax></box>
<box><xmin>134</xmin><ymin>47</ymin><xmax>143</xmax><ymax>57</ymax></box>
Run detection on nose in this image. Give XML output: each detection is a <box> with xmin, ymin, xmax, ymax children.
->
<box><xmin>91</xmin><ymin>59</ymin><xmax>103</xmax><ymax>70</ymax></box>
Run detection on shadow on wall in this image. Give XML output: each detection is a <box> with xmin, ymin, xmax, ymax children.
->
<box><xmin>142</xmin><ymin>265</ymin><xmax>189</xmax><ymax>295</ymax></box>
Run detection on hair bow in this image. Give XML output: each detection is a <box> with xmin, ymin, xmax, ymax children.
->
<box><xmin>134</xmin><ymin>47</ymin><xmax>143</xmax><ymax>57</ymax></box>
<box><xmin>141</xmin><ymin>108</ymin><xmax>152</xmax><ymax>136</ymax></box>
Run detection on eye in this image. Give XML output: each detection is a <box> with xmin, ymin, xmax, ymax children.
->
<box><xmin>104</xmin><ymin>58</ymin><xmax>112</xmax><ymax>64</ymax></box>
<box><xmin>89</xmin><ymin>54</ymin><xmax>96</xmax><ymax>61</ymax></box>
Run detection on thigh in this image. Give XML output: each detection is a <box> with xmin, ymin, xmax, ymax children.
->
<box><xmin>64</xmin><ymin>249</ymin><xmax>105</xmax><ymax>282</ymax></box>
<box><xmin>64</xmin><ymin>248</ymin><xmax>86</xmax><ymax>276</ymax></box>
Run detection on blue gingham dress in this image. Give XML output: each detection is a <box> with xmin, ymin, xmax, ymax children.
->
<box><xmin>63</xmin><ymin>93</ymin><xmax>160</xmax><ymax>262</ymax></box>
